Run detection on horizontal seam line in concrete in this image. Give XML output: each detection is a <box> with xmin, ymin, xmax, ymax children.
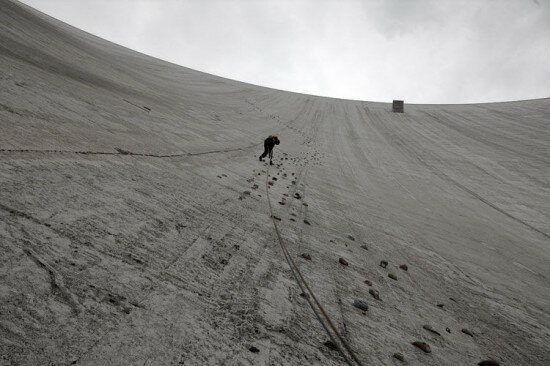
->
<box><xmin>0</xmin><ymin>143</ymin><xmax>263</xmax><ymax>158</ymax></box>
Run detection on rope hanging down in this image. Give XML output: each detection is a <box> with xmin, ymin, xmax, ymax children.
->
<box><xmin>265</xmin><ymin>166</ymin><xmax>365</xmax><ymax>366</ymax></box>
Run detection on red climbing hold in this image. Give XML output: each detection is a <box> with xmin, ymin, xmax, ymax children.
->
<box><xmin>412</xmin><ymin>341</ymin><xmax>431</xmax><ymax>353</ymax></box>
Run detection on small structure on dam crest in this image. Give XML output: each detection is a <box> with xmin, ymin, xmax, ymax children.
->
<box><xmin>393</xmin><ymin>100</ymin><xmax>404</xmax><ymax>113</ymax></box>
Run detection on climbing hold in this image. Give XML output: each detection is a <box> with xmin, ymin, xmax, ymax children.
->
<box><xmin>271</xmin><ymin>215</ymin><xmax>282</xmax><ymax>221</ymax></box>
<box><xmin>339</xmin><ymin>258</ymin><xmax>349</xmax><ymax>266</ymax></box>
<box><xmin>324</xmin><ymin>340</ymin><xmax>338</xmax><ymax>351</ymax></box>
<box><xmin>361</xmin><ymin>245</ymin><xmax>368</xmax><ymax>250</ymax></box>
<box><xmin>347</xmin><ymin>235</ymin><xmax>355</xmax><ymax>241</ymax></box>
<box><xmin>249</xmin><ymin>346</ymin><xmax>260</xmax><ymax>353</ymax></box>
<box><xmin>294</xmin><ymin>192</ymin><xmax>302</xmax><ymax>199</ymax></box>
<box><xmin>301</xmin><ymin>253</ymin><xmax>312</xmax><ymax>261</ymax></box>
<box><xmin>380</xmin><ymin>260</ymin><xmax>388</xmax><ymax>268</ymax></box>
<box><xmin>364</xmin><ymin>279</ymin><xmax>372</xmax><ymax>286</ymax></box>
<box><xmin>388</xmin><ymin>273</ymin><xmax>398</xmax><ymax>280</ymax></box>
<box><xmin>478</xmin><ymin>361</ymin><xmax>500</xmax><ymax>366</ymax></box>
<box><xmin>437</xmin><ymin>304</ymin><xmax>444</xmax><ymax>308</ymax></box>
<box><xmin>461</xmin><ymin>328</ymin><xmax>474</xmax><ymax>337</ymax></box>
<box><xmin>352</xmin><ymin>299</ymin><xmax>369</xmax><ymax>311</ymax></box>
<box><xmin>369</xmin><ymin>288</ymin><xmax>381</xmax><ymax>300</ymax></box>
<box><xmin>303</xmin><ymin>219</ymin><xmax>311</xmax><ymax>225</ymax></box>
<box><xmin>411</xmin><ymin>341</ymin><xmax>431</xmax><ymax>353</ymax></box>
<box><xmin>393</xmin><ymin>353</ymin><xmax>405</xmax><ymax>362</ymax></box>
<box><xmin>399</xmin><ymin>264</ymin><xmax>408</xmax><ymax>271</ymax></box>
<box><xmin>423</xmin><ymin>325</ymin><xmax>441</xmax><ymax>336</ymax></box>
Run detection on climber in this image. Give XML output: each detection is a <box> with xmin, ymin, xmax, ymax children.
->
<box><xmin>259</xmin><ymin>135</ymin><xmax>280</xmax><ymax>165</ymax></box>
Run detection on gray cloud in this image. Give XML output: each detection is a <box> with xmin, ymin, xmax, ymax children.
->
<box><xmin>20</xmin><ymin>0</ymin><xmax>550</xmax><ymax>103</ymax></box>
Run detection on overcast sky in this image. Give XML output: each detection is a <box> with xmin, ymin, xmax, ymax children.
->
<box><xmin>20</xmin><ymin>0</ymin><xmax>550</xmax><ymax>103</ymax></box>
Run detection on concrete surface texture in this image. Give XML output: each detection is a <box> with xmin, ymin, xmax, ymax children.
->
<box><xmin>1</xmin><ymin>0</ymin><xmax>549</xmax><ymax>365</ymax></box>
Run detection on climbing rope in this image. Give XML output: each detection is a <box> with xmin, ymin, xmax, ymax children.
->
<box><xmin>265</xmin><ymin>165</ymin><xmax>365</xmax><ymax>366</ymax></box>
